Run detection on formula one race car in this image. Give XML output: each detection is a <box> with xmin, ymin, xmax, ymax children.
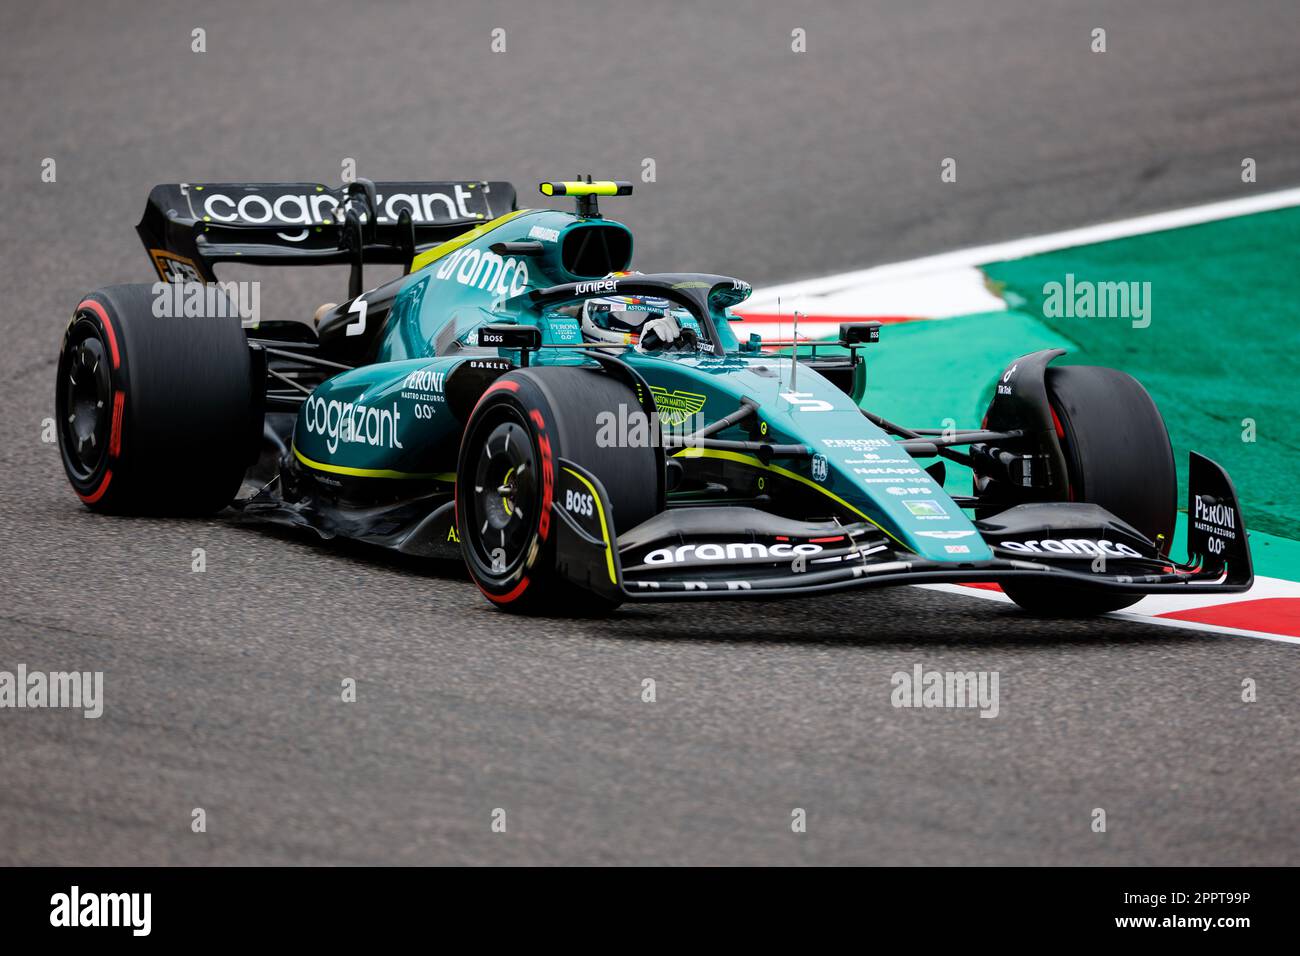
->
<box><xmin>56</xmin><ymin>176</ymin><xmax>1253</xmax><ymax>615</ymax></box>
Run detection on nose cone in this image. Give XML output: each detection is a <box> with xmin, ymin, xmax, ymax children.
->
<box><xmin>814</xmin><ymin>439</ymin><xmax>993</xmax><ymax>563</ymax></box>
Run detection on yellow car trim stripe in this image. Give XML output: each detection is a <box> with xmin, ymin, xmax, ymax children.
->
<box><xmin>562</xmin><ymin>466</ymin><xmax>618</xmax><ymax>585</ymax></box>
<box><xmin>408</xmin><ymin>209</ymin><xmax>535</xmax><ymax>273</ymax></box>
<box><xmin>293</xmin><ymin>445</ymin><xmax>455</xmax><ymax>482</ymax></box>
<box><xmin>671</xmin><ymin>447</ymin><xmax>906</xmax><ymax>549</ymax></box>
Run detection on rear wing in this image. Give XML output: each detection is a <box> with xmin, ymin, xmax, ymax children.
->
<box><xmin>136</xmin><ymin>180</ymin><xmax>517</xmax><ymax>286</ymax></box>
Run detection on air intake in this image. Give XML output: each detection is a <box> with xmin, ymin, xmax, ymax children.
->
<box><xmin>561</xmin><ymin>223</ymin><xmax>633</xmax><ymax>279</ymax></box>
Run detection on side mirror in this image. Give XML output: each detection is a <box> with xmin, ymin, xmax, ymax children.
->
<box><xmin>839</xmin><ymin>321</ymin><xmax>881</xmax><ymax>345</ymax></box>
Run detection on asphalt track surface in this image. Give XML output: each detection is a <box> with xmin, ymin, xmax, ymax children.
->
<box><xmin>1</xmin><ymin>1</ymin><xmax>1298</xmax><ymax>865</ymax></box>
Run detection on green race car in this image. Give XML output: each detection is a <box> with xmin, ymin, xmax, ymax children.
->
<box><xmin>55</xmin><ymin>177</ymin><xmax>1253</xmax><ymax>615</ymax></box>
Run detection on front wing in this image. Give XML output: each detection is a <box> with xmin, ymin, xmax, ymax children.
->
<box><xmin>551</xmin><ymin>452</ymin><xmax>1254</xmax><ymax>603</ymax></box>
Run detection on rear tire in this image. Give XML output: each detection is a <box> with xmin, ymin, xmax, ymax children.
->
<box><xmin>456</xmin><ymin>367</ymin><xmax>660</xmax><ymax>615</ymax></box>
<box><xmin>998</xmin><ymin>365</ymin><xmax>1176</xmax><ymax>616</ymax></box>
<box><xmin>55</xmin><ymin>284</ymin><xmax>254</xmax><ymax>515</ymax></box>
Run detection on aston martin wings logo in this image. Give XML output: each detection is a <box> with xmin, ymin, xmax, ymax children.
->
<box><xmin>648</xmin><ymin>386</ymin><xmax>706</xmax><ymax>427</ymax></box>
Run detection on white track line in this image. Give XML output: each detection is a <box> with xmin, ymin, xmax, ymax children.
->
<box><xmin>1127</xmin><ymin>574</ymin><xmax>1300</xmax><ymax>615</ymax></box>
<box><xmin>1108</xmin><ymin>613</ymin><xmax>1300</xmax><ymax>646</ymax></box>
<box><xmin>747</xmin><ymin>186</ymin><xmax>1300</xmax><ymax>313</ymax></box>
<box><xmin>742</xmin><ymin>267</ymin><xmax>1001</xmax><ymax>320</ymax></box>
<box><xmin>917</xmin><ymin>583</ymin><xmax>1300</xmax><ymax>646</ymax></box>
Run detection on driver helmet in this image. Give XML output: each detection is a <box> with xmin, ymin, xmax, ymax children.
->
<box><xmin>580</xmin><ymin>271</ymin><xmax>675</xmax><ymax>345</ymax></box>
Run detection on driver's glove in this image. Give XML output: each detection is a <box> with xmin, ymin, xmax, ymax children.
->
<box><xmin>636</xmin><ymin>314</ymin><xmax>683</xmax><ymax>352</ymax></box>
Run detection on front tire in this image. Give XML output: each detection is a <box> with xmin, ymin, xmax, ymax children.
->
<box><xmin>56</xmin><ymin>284</ymin><xmax>254</xmax><ymax>515</ymax></box>
<box><xmin>455</xmin><ymin>367</ymin><xmax>660</xmax><ymax>615</ymax></box>
<box><xmin>997</xmin><ymin>364</ymin><xmax>1176</xmax><ymax>616</ymax></box>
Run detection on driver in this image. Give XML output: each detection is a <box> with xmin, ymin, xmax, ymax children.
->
<box><xmin>577</xmin><ymin>272</ymin><xmax>697</xmax><ymax>352</ymax></box>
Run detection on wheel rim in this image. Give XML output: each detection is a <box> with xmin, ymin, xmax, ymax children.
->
<box><xmin>59</xmin><ymin>320</ymin><xmax>114</xmax><ymax>482</ymax></box>
<box><xmin>465</xmin><ymin>410</ymin><xmax>538</xmax><ymax>580</ymax></box>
